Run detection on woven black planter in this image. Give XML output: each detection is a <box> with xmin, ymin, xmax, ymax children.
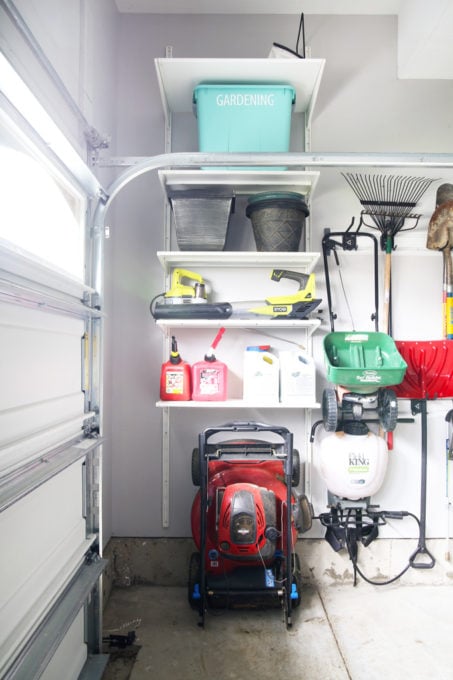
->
<box><xmin>246</xmin><ymin>192</ymin><xmax>309</xmax><ymax>251</ymax></box>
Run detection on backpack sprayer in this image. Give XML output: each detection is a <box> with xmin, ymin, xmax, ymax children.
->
<box><xmin>150</xmin><ymin>268</ymin><xmax>321</xmax><ymax>321</ymax></box>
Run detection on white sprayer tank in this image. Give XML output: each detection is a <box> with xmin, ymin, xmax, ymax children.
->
<box><xmin>317</xmin><ymin>422</ymin><xmax>388</xmax><ymax>501</ymax></box>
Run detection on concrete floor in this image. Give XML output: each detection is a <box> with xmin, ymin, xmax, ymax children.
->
<box><xmin>102</xmin><ymin>583</ymin><xmax>453</xmax><ymax>680</ymax></box>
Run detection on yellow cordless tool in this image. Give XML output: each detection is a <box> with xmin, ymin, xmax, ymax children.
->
<box><xmin>163</xmin><ymin>268</ymin><xmax>208</xmax><ymax>305</ymax></box>
<box><xmin>151</xmin><ymin>268</ymin><xmax>321</xmax><ymax>320</ymax></box>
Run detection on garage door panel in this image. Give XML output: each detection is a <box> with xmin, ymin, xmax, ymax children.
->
<box><xmin>40</xmin><ymin>610</ymin><xmax>87</xmax><ymax>680</ymax></box>
<box><xmin>0</xmin><ymin>402</ymin><xmax>88</xmax><ymax>476</ymax></box>
<box><xmin>0</xmin><ymin>303</ymin><xmax>85</xmax><ymax>411</ymax></box>
<box><xmin>0</xmin><ymin>392</ymin><xmax>85</xmax><ymax>447</ymax></box>
<box><xmin>0</xmin><ymin>299</ymin><xmax>85</xmax><ymax>333</ymax></box>
<box><xmin>1</xmin><ymin>325</ymin><xmax>82</xmax><ymax>407</ymax></box>
<box><xmin>0</xmin><ymin>460</ymin><xmax>94</xmax><ymax>675</ymax></box>
<box><xmin>0</xmin><ymin>300</ymin><xmax>89</xmax><ymax>475</ymax></box>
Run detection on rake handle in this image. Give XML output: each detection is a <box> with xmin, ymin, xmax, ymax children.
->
<box><xmin>382</xmin><ymin>242</ymin><xmax>392</xmax><ymax>335</ymax></box>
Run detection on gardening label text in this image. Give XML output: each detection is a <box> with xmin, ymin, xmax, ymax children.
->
<box><xmin>216</xmin><ymin>93</ymin><xmax>275</xmax><ymax>107</ymax></box>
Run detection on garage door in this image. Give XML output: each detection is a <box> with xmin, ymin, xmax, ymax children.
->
<box><xmin>0</xmin><ymin>55</ymin><xmax>107</xmax><ymax>679</ymax></box>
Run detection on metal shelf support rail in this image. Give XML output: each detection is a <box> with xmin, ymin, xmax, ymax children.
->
<box><xmin>97</xmin><ymin>151</ymin><xmax>453</xmax><ymax>171</ymax></box>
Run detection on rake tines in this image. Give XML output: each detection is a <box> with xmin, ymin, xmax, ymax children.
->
<box><xmin>342</xmin><ymin>173</ymin><xmax>436</xmax><ymax>240</ymax></box>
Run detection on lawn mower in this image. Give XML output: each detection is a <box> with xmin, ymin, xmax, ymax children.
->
<box><xmin>188</xmin><ymin>421</ymin><xmax>312</xmax><ymax>628</ymax></box>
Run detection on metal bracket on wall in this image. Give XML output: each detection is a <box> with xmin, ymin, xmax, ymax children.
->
<box><xmin>162</xmin><ymin>407</ymin><xmax>170</xmax><ymax>528</ymax></box>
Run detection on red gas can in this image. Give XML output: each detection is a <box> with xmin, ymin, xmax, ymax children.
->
<box><xmin>192</xmin><ymin>328</ymin><xmax>227</xmax><ymax>401</ymax></box>
<box><xmin>160</xmin><ymin>336</ymin><xmax>191</xmax><ymax>401</ymax></box>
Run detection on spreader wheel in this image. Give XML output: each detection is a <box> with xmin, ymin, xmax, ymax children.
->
<box><xmin>191</xmin><ymin>447</ymin><xmax>201</xmax><ymax>486</ymax></box>
<box><xmin>188</xmin><ymin>552</ymin><xmax>201</xmax><ymax>609</ymax></box>
<box><xmin>378</xmin><ymin>388</ymin><xmax>398</xmax><ymax>432</ymax></box>
<box><xmin>322</xmin><ymin>388</ymin><xmax>338</xmax><ymax>432</ymax></box>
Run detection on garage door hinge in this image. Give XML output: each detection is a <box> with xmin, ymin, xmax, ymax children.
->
<box><xmin>85</xmin><ymin>549</ymin><xmax>101</xmax><ymax>565</ymax></box>
<box><xmin>83</xmin><ymin>418</ymin><xmax>100</xmax><ymax>438</ymax></box>
<box><xmin>82</xmin><ymin>291</ymin><xmax>101</xmax><ymax>310</ymax></box>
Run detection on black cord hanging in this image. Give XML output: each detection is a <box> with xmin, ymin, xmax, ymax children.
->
<box><xmin>295</xmin><ymin>13</ymin><xmax>305</xmax><ymax>58</ymax></box>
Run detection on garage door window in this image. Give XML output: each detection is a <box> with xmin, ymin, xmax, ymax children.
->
<box><xmin>0</xmin><ymin>144</ymin><xmax>85</xmax><ymax>280</ymax></box>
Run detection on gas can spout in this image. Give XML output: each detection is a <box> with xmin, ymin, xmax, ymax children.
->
<box><xmin>205</xmin><ymin>327</ymin><xmax>226</xmax><ymax>360</ymax></box>
<box><xmin>170</xmin><ymin>335</ymin><xmax>182</xmax><ymax>364</ymax></box>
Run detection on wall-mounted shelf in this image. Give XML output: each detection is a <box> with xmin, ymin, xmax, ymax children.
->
<box><xmin>156</xmin><ymin>399</ymin><xmax>320</xmax><ymax>408</ymax></box>
<box><xmin>154</xmin><ymin>57</ymin><xmax>326</xmax><ymax>125</ymax></box>
<box><xmin>158</xmin><ymin>169</ymin><xmax>320</xmax><ymax>199</ymax></box>
<box><xmin>156</xmin><ymin>318</ymin><xmax>321</xmax><ymax>333</ymax></box>
<box><xmin>157</xmin><ymin>250</ymin><xmax>320</xmax><ymax>274</ymax></box>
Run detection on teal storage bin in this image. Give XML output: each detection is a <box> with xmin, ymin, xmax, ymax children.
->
<box><xmin>193</xmin><ymin>84</ymin><xmax>295</xmax><ymax>166</ymax></box>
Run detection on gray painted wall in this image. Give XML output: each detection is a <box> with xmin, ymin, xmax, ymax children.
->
<box><xmin>108</xmin><ymin>13</ymin><xmax>453</xmax><ymax>543</ymax></box>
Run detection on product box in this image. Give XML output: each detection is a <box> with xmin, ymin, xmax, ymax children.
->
<box><xmin>193</xmin><ymin>84</ymin><xmax>296</xmax><ymax>154</ymax></box>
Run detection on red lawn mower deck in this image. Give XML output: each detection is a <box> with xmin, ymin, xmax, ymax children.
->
<box><xmin>188</xmin><ymin>421</ymin><xmax>310</xmax><ymax>628</ymax></box>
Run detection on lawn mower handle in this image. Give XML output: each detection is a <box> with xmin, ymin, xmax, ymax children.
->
<box><xmin>201</xmin><ymin>421</ymin><xmax>291</xmax><ymax>439</ymax></box>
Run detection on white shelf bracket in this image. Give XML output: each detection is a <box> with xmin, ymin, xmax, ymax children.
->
<box><xmin>162</xmin><ymin>407</ymin><xmax>170</xmax><ymax>528</ymax></box>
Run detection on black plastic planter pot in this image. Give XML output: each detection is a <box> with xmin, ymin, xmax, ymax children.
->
<box><xmin>246</xmin><ymin>191</ymin><xmax>309</xmax><ymax>251</ymax></box>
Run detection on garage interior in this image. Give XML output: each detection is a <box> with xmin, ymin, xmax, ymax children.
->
<box><xmin>2</xmin><ymin>1</ymin><xmax>453</xmax><ymax>679</ymax></box>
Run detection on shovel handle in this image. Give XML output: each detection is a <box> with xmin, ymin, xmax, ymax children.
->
<box><xmin>409</xmin><ymin>545</ymin><xmax>436</xmax><ymax>569</ymax></box>
<box><xmin>443</xmin><ymin>246</ymin><xmax>453</xmax><ymax>339</ymax></box>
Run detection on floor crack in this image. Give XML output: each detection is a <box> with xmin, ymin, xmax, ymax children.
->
<box><xmin>317</xmin><ymin>588</ymin><xmax>353</xmax><ymax>680</ymax></box>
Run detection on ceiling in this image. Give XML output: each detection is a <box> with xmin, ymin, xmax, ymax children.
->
<box><xmin>113</xmin><ymin>0</ymin><xmax>453</xmax><ymax>79</ymax></box>
<box><xmin>114</xmin><ymin>0</ymin><xmax>402</xmax><ymax>14</ymax></box>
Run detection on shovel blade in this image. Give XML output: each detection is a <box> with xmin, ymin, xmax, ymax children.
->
<box><xmin>427</xmin><ymin>200</ymin><xmax>453</xmax><ymax>251</ymax></box>
<box><xmin>394</xmin><ymin>340</ymin><xmax>453</xmax><ymax>399</ymax></box>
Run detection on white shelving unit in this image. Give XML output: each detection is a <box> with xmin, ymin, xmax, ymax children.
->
<box><xmin>153</xmin><ymin>58</ymin><xmax>326</xmax><ymax>526</ymax></box>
